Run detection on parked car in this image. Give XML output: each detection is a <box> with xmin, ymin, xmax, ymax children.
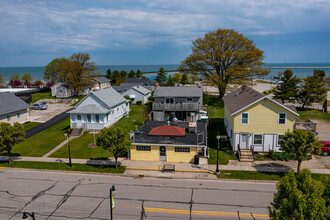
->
<box><xmin>321</xmin><ymin>141</ymin><xmax>330</xmax><ymax>156</ymax></box>
<box><xmin>30</xmin><ymin>103</ymin><xmax>48</xmax><ymax>110</ymax></box>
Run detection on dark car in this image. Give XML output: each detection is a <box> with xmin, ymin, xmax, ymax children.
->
<box><xmin>321</xmin><ymin>141</ymin><xmax>330</xmax><ymax>156</ymax></box>
<box><xmin>30</xmin><ymin>103</ymin><xmax>48</xmax><ymax>110</ymax></box>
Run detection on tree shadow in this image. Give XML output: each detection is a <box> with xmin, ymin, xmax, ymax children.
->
<box><xmin>86</xmin><ymin>158</ymin><xmax>122</xmax><ymax>167</ymax></box>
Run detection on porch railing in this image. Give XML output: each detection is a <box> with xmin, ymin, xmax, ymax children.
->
<box><xmin>294</xmin><ymin>119</ymin><xmax>317</xmax><ymax>132</ymax></box>
<box><xmin>152</xmin><ymin>102</ymin><xmax>200</xmax><ymax>111</ymax></box>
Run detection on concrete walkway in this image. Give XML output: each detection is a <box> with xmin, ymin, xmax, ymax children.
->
<box><xmin>42</xmin><ymin>136</ymin><xmax>80</xmax><ymax>158</ymax></box>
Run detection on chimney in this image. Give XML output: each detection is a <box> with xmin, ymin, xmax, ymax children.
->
<box><xmin>242</xmin><ymin>84</ymin><xmax>247</xmax><ymax>91</ymax></box>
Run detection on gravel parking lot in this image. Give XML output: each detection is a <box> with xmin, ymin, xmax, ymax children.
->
<box><xmin>28</xmin><ymin>103</ymin><xmax>73</xmax><ymax>123</ymax></box>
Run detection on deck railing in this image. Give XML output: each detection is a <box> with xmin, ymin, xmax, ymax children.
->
<box><xmin>294</xmin><ymin>119</ymin><xmax>317</xmax><ymax>132</ymax></box>
<box><xmin>152</xmin><ymin>102</ymin><xmax>200</xmax><ymax>111</ymax></box>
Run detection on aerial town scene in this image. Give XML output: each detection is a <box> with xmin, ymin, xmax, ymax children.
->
<box><xmin>0</xmin><ymin>0</ymin><xmax>329</xmax><ymax>219</ymax></box>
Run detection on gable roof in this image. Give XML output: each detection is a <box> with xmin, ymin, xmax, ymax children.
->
<box><xmin>0</xmin><ymin>93</ymin><xmax>30</xmax><ymax>115</ymax></box>
<box><xmin>93</xmin><ymin>76</ymin><xmax>110</xmax><ymax>83</ymax></box>
<box><xmin>67</xmin><ymin>104</ymin><xmax>110</xmax><ymax>114</ymax></box>
<box><xmin>125</xmin><ymin>78</ymin><xmax>150</xmax><ymax>84</ymax></box>
<box><xmin>131</xmin><ymin>85</ymin><xmax>150</xmax><ymax>95</ymax></box>
<box><xmin>223</xmin><ymin>86</ymin><xmax>299</xmax><ymax>116</ymax></box>
<box><xmin>148</xmin><ymin>125</ymin><xmax>186</xmax><ymax>136</ymax></box>
<box><xmin>154</xmin><ymin>86</ymin><xmax>202</xmax><ymax>97</ymax></box>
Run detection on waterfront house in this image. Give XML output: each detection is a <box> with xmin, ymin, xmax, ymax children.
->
<box><xmin>0</xmin><ymin>93</ymin><xmax>30</xmax><ymax>125</ymax></box>
<box><xmin>130</xmin><ymin>121</ymin><xmax>208</xmax><ymax>162</ymax></box>
<box><xmin>121</xmin><ymin>85</ymin><xmax>151</xmax><ymax>104</ymax></box>
<box><xmin>51</xmin><ymin>83</ymin><xmax>92</xmax><ymax>98</ymax></box>
<box><xmin>67</xmin><ymin>87</ymin><xmax>129</xmax><ymax>131</ymax></box>
<box><xmin>223</xmin><ymin>85</ymin><xmax>299</xmax><ymax>153</ymax></box>
<box><xmin>112</xmin><ymin>78</ymin><xmax>156</xmax><ymax>94</ymax></box>
<box><xmin>93</xmin><ymin>77</ymin><xmax>111</xmax><ymax>90</ymax></box>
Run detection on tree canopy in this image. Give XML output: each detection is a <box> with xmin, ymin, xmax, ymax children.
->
<box><xmin>273</xmin><ymin>69</ymin><xmax>299</xmax><ymax>103</ymax></box>
<box><xmin>156</xmin><ymin>67</ymin><xmax>167</xmax><ymax>83</ymax></box>
<box><xmin>21</xmin><ymin>73</ymin><xmax>33</xmax><ymax>85</ymax></box>
<box><xmin>0</xmin><ymin>122</ymin><xmax>25</xmax><ymax>164</ymax></box>
<box><xmin>0</xmin><ymin>74</ymin><xmax>4</xmax><ymax>86</ymax></box>
<box><xmin>178</xmin><ymin>28</ymin><xmax>269</xmax><ymax>98</ymax></box>
<box><xmin>43</xmin><ymin>57</ymin><xmax>68</xmax><ymax>82</ymax></box>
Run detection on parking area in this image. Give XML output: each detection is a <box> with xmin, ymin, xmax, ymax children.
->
<box><xmin>28</xmin><ymin>103</ymin><xmax>73</xmax><ymax>123</ymax></box>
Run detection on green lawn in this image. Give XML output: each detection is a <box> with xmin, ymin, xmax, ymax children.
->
<box><xmin>256</xmin><ymin>79</ymin><xmax>272</xmax><ymax>84</ymax></box>
<box><xmin>0</xmin><ymin>161</ymin><xmax>125</xmax><ymax>174</ymax></box>
<box><xmin>218</xmin><ymin>170</ymin><xmax>328</xmax><ymax>181</ymax></box>
<box><xmin>298</xmin><ymin>108</ymin><xmax>330</xmax><ymax>122</ymax></box>
<box><xmin>204</xmin><ymin>94</ymin><xmax>237</xmax><ymax>164</ymax></box>
<box><xmin>9</xmin><ymin>118</ymin><xmax>70</xmax><ymax>157</ymax></box>
<box><xmin>50</xmin><ymin>104</ymin><xmax>148</xmax><ymax>159</ymax></box>
<box><xmin>30</xmin><ymin>91</ymin><xmax>55</xmax><ymax>103</ymax></box>
<box><xmin>23</xmin><ymin>122</ymin><xmax>42</xmax><ymax>131</ymax></box>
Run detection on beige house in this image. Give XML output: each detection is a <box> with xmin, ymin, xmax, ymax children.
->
<box><xmin>0</xmin><ymin>93</ymin><xmax>30</xmax><ymax>124</ymax></box>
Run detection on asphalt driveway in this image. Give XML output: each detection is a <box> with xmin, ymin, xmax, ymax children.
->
<box><xmin>29</xmin><ymin>103</ymin><xmax>73</xmax><ymax>123</ymax></box>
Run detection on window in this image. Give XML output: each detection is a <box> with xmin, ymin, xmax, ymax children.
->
<box><xmin>112</xmin><ymin>110</ymin><xmax>114</xmax><ymax>114</ymax></box>
<box><xmin>95</xmin><ymin>115</ymin><xmax>99</xmax><ymax>123</ymax></box>
<box><xmin>117</xmin><ymin>107</ymin><xmax>119</xmax><ymax>112</ymax></box>
<box><xmin>166</xmin><ymin>98</ymin><xmax>174</xmax><ymax>103</ymax></box>
<box><xmin>17</xmin><ymin>112</ymin><xmax>20</xmax><ymax>118</ymax></box>
<box><xmin>87</xmin><ymin>114</ymin><xmax>91</xmax><ymax>122</ymax></box>
<box><xmin>241</xmin><ymin>113</ymin><xmax>249</xmax><ymax>124</ymax></box>
<box><xmin>7</xmin><ymin>115</ymin><xmax>11</xmax><ymax>121</ymax></box>
<box><xmin>106</xmin><ymin>113</ymin><xmax>109</xmax><ymax>121</ymax></box>
<box><xmin>278</xmin><ymin>113</ymin><xmax>286</xmax><ymax>125</ymax></box>
<box><xmin>277</xmin><ymin>135</ymin><xmax>284</xmax><ymax>146</ymax></box>
<box><xmin>136</xmin><ymin>146</ymin><xmax>151</xmax><ymax>151</ymax></box>
<box><xmin>77</xmin><ymin>115</ymin><xmax>81</xmax><ymax>121</ymax></box>
<box><xmin>175</xmin><ymin>147</ymin><xmax>190</xmax><ymax>152</ymax></box>
<box><xmin>253</xmin><ymin>134</ymin><xmax>263</xmax><ymax>145</ymax></box>
<box><xmin>187</xmin><ymin>98</ymin><xmax>193</xmax><ymax>102</ymax></box>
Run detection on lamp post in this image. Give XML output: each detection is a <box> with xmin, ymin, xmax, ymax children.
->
<box><xmin>216</xmin><ymin>132</ymin><xmax>220</xmax><ymax>173</ymax></box>
<box><xmin>110</xmin><ymin>185</ymin><xmax>116</xmax><ymax>220</ymax></box>
<box><xmin>64</xmin><ymin>130</ymin><xmax>72</xmax><ymax>167</ymax></box>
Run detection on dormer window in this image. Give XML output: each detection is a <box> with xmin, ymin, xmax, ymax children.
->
<box><xmin>241</xmin><ymin>113</ymin><xmax>249</xmax><ymax>124</ymax></box>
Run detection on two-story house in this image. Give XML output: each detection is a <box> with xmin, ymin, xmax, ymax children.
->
<box><xmin>223</xmin><ymin>85</ymin><xmax>299</xmax><ymax>153</ymax></box>
<box><xmin>152</xmin><ymin>86</ymin><xmax>203</xmax><ymax>122</ymax></box>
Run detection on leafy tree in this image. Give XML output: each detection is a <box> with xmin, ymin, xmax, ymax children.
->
<box><xmin>43</xmin><ymin>57</ymin><xmax>67</xmax><ymax>82</ymax></box>
<box><xmin>322</xmin><ymin>100</ymin><xmax>327</xmax><ymax>112</ymax></box>
<box><xmin>136</xmin><ymin>69</ymin><xmax>143</xmax><ymax>78</ymax></box>
<box><xmin>46</xmin><ymin>81</ymin><xmax>55</xmax><ymax>87</ymax></box>
<box><xmin>11</xmin><ymin>80</ymin><xmax>22</xmax><ymax>87</ymax></box>
<box><xmin>156</xmin><ymin>67</ymin><xmax>167</xmax><ymax>83</ymax></box>
<box><xmin>0</xmin><ymin>74</ymin><xmax>4</xmax><ymax>86</ymax></box>
<box><xmin>34</xmin><ymin>80</ymin><xmax>43</xmax><ymax>86</ymax></box>
<box><xmin>128</xmin><ymin>70</ymin><xmax>136</xmax><ymax>78</ymax></box>
<box><xmin>167</xmin><ymin>75</ymin><xmax>175</xmax><ymax>86</ymax></box>
<box><xmin>280</xmin><ymin>129</ymin><xmax>322</xmax><ymax>174</ymax></box>
<box><xmin>273</xmin><ymin>69</ymin><xmax>299</xmax><ymax>103</ymax></box>
<box><xmin>63</xmin><ymin>53</ymin><xmax>97</xmax><ymax>96</ymax></box>
<box><xmin>119</xmin><ymin>70</ymin><xmax>127</xmax><ymax>79</ymax></box>
<box><xmin>10</xmin><ymin>74</ymin><xmax>20</xmax><ymax>84</ymax></box>
<box><xmin>106</xmin><ymin>68</ymin><xmax>112</xmax><ymax>80</ymax></box>
<box><xmin>181</xmin><ymin>73</ymin><xmax>188</xmax><ymax>85</ymax></box>
<box><xmin>0</xmin><ymin>123</ymin><xmax>25</xmax><ymax>164</ymax></box>
<box><xmin>21</xmin><ymin>73</ymin><xmax>33</xmax><ymax>85</ymax></box>
<box><xmin>96</xmin><ymin>126</ymin><xmax>131</xmax><ymax>169</ymax></box>
<box><xmin>298</xmin><ymin>70</ymin><xmax>327</xmax><ymax>110</ymax></box>
<box><xmin>178</xmin><ymin>28</ymin><xmax>269</xmax><ymax>99</ymax></box>
<box><xmin>268</xmin><ymin>169</ymin><xmax>327</xmax><ymax>220</ymax></box>
<box><xmin>172</xmin><ymin>73</ymin><xmax>182</xmax><ymax>83</ymax></box>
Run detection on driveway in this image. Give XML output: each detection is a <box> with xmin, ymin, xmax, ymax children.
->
<box><xmin>29</xmin><ymin>103</ymin><xmax>73</xmax><ymax>123</ymax></box>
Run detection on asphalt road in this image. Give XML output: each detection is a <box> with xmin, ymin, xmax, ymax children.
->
<box><xmin>0</xmin><ymin>168</ymin><xmax>276</xmax><ymax>220</ymax></box>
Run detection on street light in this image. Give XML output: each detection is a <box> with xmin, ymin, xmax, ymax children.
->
<box><xmin>216</xmin><ymin>132</ymin><xmax>221</xmax><ymax>173</ymax></box>
<box><xmin>64</xmin><ymin>130</ymin><xmax>72</xmax><ymax>167</ymax></box>
<box><xmin>22</xmin><ymin>212</ymin><xmax>35</xmax><ymax>220</ymax></box>
<box><xmin>110</xmin><ymin>185</ymin><xmax>116</xmax><ymax>220</ymax></box>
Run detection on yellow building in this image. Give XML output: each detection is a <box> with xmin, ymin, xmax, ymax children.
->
<box><xmin>223</xmin><ymin>85</ymin><xmax>299</xmax><ymax>152</ymax></box>
<box><xmin>130</xmin><ymin>121</ymin><xmax>208</xmax><ymax>162</ymax></box>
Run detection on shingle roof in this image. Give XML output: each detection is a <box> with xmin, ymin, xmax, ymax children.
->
<box><xmin>154</xmin><ymin>86</ymin><xmax>203</xmax><ymax>97</ymax></box>
<box><xmin>0</xmin><ymin>92</ymin><xmax>30</xmax><ymax>115</ymax></box>
<box><xmin>125</xmin><ymin>78</ymin><xmax>150</xmax><ymax>84</ymax></box>
<box><xmin>91</xmin><ymin>87</ymin><xmax>127</xmax><ymax>108</ymax></box>
<box><xmin>67</xmin><ymin>104</ymin><xmax>110</xmax><ymax>114</ymax></box>
<box><xmin>94</xmin><ymin>77</ymin><xmax>110</xmax><ymax>83</ymax></box>
<box><xmin>132</xmin><ymin>85</ymin><xmax>150</xmax><ymax>95</ymax></box>
<box><xmin>148</xmin><ymin>125</ymin><xmax>185</xmax><ymax>136</ymax></box>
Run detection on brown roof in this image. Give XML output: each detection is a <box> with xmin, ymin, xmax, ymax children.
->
<box><xmin>223</xmin><ymin>86</ymin><xmax>264</xmax><ymax>114</ymax></box>
<box><xmin>148</xmin><ymin>125</ymin><xmax>186</xmax><ymax>136</ymax></box>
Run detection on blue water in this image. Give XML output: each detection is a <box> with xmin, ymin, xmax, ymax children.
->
<box><xmin>0</xmin><ymin>63</ymin><xmax>329</xmax><ymax>81</ymax></box>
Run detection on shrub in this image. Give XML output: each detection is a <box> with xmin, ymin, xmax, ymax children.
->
<box><xmin>11</xmin><ymin>80</ymin><xmax>23</xmax><ymax>87</ymax></box>
<box><xmin>34</xmin><ymin>80</ymin><xmax>43</xmax><ymax>86</ymax></box>
<box><xmin>269</xmin><ymin>151</ymin><xmax>293</xmax><ymax>161</ymax></box>
<box><xmin>136</xmin><ymin>101</ymin><xmax>142</xmax><ymax>105</ymax></box>
<box><xmin>46</xmin><ymin>81</ymin><xmax>55</xmax><ymax>87</ymax></box>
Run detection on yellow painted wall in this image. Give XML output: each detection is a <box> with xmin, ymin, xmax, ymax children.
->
<box><xmin>130</xmin><ymin>145</ymin><xmax>159</xmax><ymax>161</ymax></box>
<box><xmin>232</xmin><ymin>99</ymin><xmax>296</xmax><ymax>134</ymax></box>
<box><xmin>166</xmin><ymin>146</ymin><xmax>197</xmax><ymax>163</ymax></box>
<box><xmin>224</xmin><ymin>105</ymin><xmax>234</xmax><ymax>129</ymax></box>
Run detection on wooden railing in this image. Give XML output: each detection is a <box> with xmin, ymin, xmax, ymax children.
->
<box><xmin>152</xmin><ymin>102</ymin><xmax>200</xmax><ymax>111</ymax></box>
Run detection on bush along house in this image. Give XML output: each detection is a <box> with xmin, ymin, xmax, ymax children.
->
<box><xmin>129</xmin><ymin>120</ymin><xmax>208</xmax><ymax>163</ymax></box>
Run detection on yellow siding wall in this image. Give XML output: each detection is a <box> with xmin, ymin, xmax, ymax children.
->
<box><xmin>232</xmin><ymin>99</ymin><xmax>296</xmax><ymax>134</ymax></box>
<box><xmin>166</xmin><ymin>146</ymin><xmax>197</xmax><ymax>163</ymax></box>
<box><xmin>224</xmin><ymin>105</ymin><xmax>234</xmax><ymax>129</ymax></box>
<box><xmin>130</xmin><ymin>145</ymin><xmax>159</xmax><ymax>161</ymax></box>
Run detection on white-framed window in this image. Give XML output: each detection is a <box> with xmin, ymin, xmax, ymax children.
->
<box><xmin>17</xmin><ymin>112</ymin><xmax>20</xmax><ymax>118</ymax></box>
<box><xmin>106</xmin><ymin>113</ymin><xmax>109</xmax><ymax>121</ymax></box>
<box><xmin>278</xmin><ymin>113</ymin><xmax>286</xmax><ymax>125</ymax></box>
<box><xmin>117</xmin><ymin>107</ymin><xmax>119</xmax><ymax>112</ymax></box>
<box><xmin>7</xmin><ymin>115</ymin><xmax>11</xmax><ymax>121</ymax></box>
<box><xmin>77</xmin><ymin>115</ymin><xmax>81</xmax><ymax>121</ymax></box>
<box><xmin>87</xmin><ymin>114</ymin><xmax>91</xmax><ymax>122</ymax></box>
<box><xmin>277</xmin><ymin>134</ymin><xmax>284</xmax><ymax>146</ymax></box>
<box><xmin>112</xmin><ymin>110</ymin><xmax>114</xmax><ymax>114</ymax></box>
<box><xmin>241</xmin><ymin>112</ymin><xmax>249</xmax><ymax>124</ymax></box>
<box><xmin>187</xmin><ymin>98</ymin><xmax>193</xmax><ymax>102</ymax></box>
<box><xmin>95</xmin><ymin>115</ymin><xmax>99</xmax><ymax>123</ymax></box>
<box><xmin>175</xmin><ymin>147</ymin><xmax>190</xmax><ymax>152</ymax></box>
<box><xmin>253</xmin><ymin>134</ymin><xmax>263</xmax><ymax>145</ymax></box>
<box><xmin>136</xmin><ymin>146</ymin><xmax>151</xmax><ymax>151</ymax></box>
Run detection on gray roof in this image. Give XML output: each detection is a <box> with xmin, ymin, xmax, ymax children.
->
<box><xmin>0</xmin><ymin>92</ymin><xmax>30</xmax><ymax>115</ymax></box>
<box><xmin>91</xmin><ymin>87</ymin><xmax>127</xmax><ymax>108</ymax></box>
<box><xmin>125</xmin><ymin>78</ymin><xmax>151</xmax><ymax>84</ymax></box>
<box><xmin>154</xmin><ymin>86</ymin><xmax>203</xmax><ymax>97</ymax></box>
<box><xmin>133</xmin><ymin>121</ymin><xmax>207</xmax><ymax>146</ymax></box>
<box><xmin>132</xmin><ymin>85</ymin><xmax>150</xmax><ymax>95</ymax></box>
<box><xmin>67</xmin><ymin>104</ymin><xmax>110</xmax><ymax>114</ymax></box>
<box><xmin>94</xmin><ymin>77</ymin><xmax>110</xmax><ymax>83</ymax></box>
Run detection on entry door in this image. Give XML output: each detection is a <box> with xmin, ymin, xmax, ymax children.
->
<box><xmin>240</xmin><ymin>134</ymin><xmax>248</xmax><ymax>149</ymax></box>
<box><xmin>159</xmin><ymin>146</ymin><xmax>166</xmax><ymax>161</ymax></box>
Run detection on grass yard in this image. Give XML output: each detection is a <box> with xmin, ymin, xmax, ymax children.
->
<box><xmin>218</xmin><ymin>170</ymin><xmax>329</xmax><ymax>181</ymax></box>
<box><xmin>204</xmin><ymin>94</ymin><xmax>237</xmax><ymax>165</ymax></box>
<box><xmin>298</xmin><ymin>108</ymin><xmax>330</xmax><ymax>122</ymax></box>
<box><xmin>256</xmin><ymin>79</ymin><xmax>272</xmax><ymax>84</ymax></box>
<box><xmin>10</xmin><ymin>118</ymin><xmax>70</xmax><ymax>157</ymax></box>
<box><xmin>30</xmin><ymin>91</ymin><xmax>55</xmax><ymax>103</ymax></box>
<box><xmin>50</xmin><ymin>104</ymin><xmax>149</xmax><ymax>159</ymax></box>
<box><xmin>0</xmin><ymin>161</ymin><xmax>125</xmax><ymax>174</ymax></box>
<box><xmin>23</xmin><ymin>122</ymin><xmax>42</xmax><ymax>131</ymax></box>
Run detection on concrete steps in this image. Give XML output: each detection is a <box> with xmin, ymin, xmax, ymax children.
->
<box><xmin>239</xmin><ymin>149</ymin><xmax>254</xmax><ymax>162</ymax></box>
<box><xmin>71</xmin><ymin>127</ymin><xmax>85</xmax><ymax>136</ymax></box>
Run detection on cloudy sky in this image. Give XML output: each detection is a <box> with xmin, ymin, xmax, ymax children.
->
<box><xmin>0</xmin><ymin>0</ymin><xmax>330</xmax><ymax>67</ymax></box>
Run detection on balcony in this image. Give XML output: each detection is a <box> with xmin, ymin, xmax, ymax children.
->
<box><xmin>153</xmin><ymin>102</ymin><xmax>200</xmax><ymax>111</ymax></box>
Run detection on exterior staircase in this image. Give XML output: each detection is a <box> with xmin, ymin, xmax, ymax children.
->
<box><xmin>71</xmin><ymin>127</ymin><xmax>85</xmax><ymax>136</ymax></box>
<box><xmin>239</xmin><ymin>149</ymin><xmax>254</xmax><ymax>162</ymax></box>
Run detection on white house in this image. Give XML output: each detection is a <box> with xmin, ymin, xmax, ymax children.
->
<box><xmin>93</xmin><ymin>77</ymin><xmax>111</xmax><ymax>90</ymax></box>
<box><xmin>0</xmin><ymin>93</ymin><xmax>30</xmax><ymax>125</ymax></box>
<box><xmin>122</xmin><ymin>85</ymin><xmax>151</xmax><ymax>104</ymax></box>
<box><xmin>68</xmin><ymin>87</ymin><xmax>129</xmax><ymax>130</ymax></box>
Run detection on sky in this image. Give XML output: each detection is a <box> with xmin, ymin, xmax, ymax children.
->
<box><xmin>0</xmin><ymin>0</ymin><xmax>330</xmax><ymax>67</ymax></box>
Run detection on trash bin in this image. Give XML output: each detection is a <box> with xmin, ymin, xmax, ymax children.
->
<box><xmin>194</xmin><ymin>155</ymin><xmax>199</xmax><ymax>165</ymax></box>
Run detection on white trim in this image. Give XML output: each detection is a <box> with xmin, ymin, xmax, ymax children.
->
<box><xmin>253</xmin><ymin>134</ymin><xmax>263</xmax><ymax>145</ymax></box>
<box><xmin>241</xmin><ymin>112</ymin><xmax>249</xmax><ymax>125</ymax></box>
<box><xmin>231</xmin><ymin>96</ymin><xmax>299</xmax><ymax>116</ymax></box>
<box><xmin>278</xmin><ymin>112</ymin><xmax>287</xmax><ymax>125</ymax></box>
<box><xmin>277</xmin><ymin>134</ymin><xmax>284</xmax><ymax>146</ymax></box>
<box><xmin>133</xmin><ymin>143</ymin><xmax>207</xmax><ymax>148</ymax></box>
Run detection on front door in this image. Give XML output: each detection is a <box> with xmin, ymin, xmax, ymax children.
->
<box><xmin>240</xmin><ymin>134</ymin><xmax>248</xmax><ymax>149</ymax></box>
<box><xmin>159</xmin><ymin>146</ymin><xmax>166</xmax><ymax>161</ymax></box>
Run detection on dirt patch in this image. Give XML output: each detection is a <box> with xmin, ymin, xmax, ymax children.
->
<box><xmin>29</xmin><ymin>103</ymin><xmax>72</xmax><ymax>123</ymax></box>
